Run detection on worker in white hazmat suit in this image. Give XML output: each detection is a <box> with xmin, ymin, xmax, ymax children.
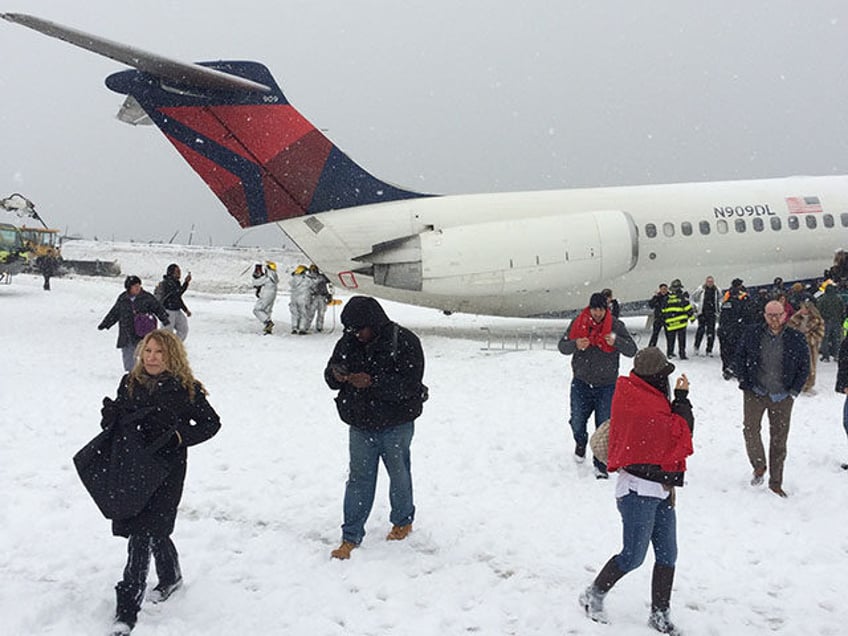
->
<box><xmin>289</xmin><ymin>265</ymin><xmax>314</xmax><ymax>334</ymax></box>
<box><xmin>252</xmin><ymin>261</ymin><xmax>279</xmax><ymax>334</ymax></box>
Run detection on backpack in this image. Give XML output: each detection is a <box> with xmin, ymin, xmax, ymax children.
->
<box><xmin>154</xmin><ymin>280</ymin><xmax>166</xmax><ymax>302</ymax></box>
<box><xmin>389</xmin><ymin>323</ymin><xmax>429</xmax><ymax>403</ymax></box>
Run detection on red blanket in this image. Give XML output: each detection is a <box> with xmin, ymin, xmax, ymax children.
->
<box><xmin>607</xmin><ymin>373</ymin><xmax>693</xmax><ymax>473</ymax></box>
<box><xmin>568</xmin><ymin>307</ymin><xmax>615</xmax><ymax>352</ymax></box>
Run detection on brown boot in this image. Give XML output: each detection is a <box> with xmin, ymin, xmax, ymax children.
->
<box><xmin>386</xmin><ymin>524</ymin><xmax>413</xmax><ymax>541</ymax></box>
<box><xmin>330</xmin><ymin>541</ymin><xmax>357</xmax><ymax>560</ymax></box>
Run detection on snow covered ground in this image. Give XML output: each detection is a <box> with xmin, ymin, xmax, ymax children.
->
<box><xmin>2</xmin><ymin>242</ymin><xmax>847</xmax><ymax>636</ymax></box>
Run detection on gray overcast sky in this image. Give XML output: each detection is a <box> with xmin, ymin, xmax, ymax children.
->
<box><xmin>2</xmin><ymin>1</ymin><xmax>848</xmax><ymax>246</ymax></box>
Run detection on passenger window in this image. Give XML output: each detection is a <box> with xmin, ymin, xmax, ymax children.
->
<box><xmin>753</xmin><ymin>218</ymin><xmax>764</xmax><ymax>232</ymax></box>
<box><xmin>824</xmin><ymin>214</ymin><xmax>834</xmax><ymax>228</ymax></box>
<box><xmin>788</xmin><ymin>216</ymin><xmax>799</xmax><ymax>230</ymax></box>
<box><xmin>717</xmin><ymin>219</ymin><xmax>728</xmax><ymax>234</ymax></box>
<box><xmin>645</xmin><ymin>223</ymin><xmax>657</xmax><ymax>238</ymax></box>
<box><xmin>681</xmin><ymin>222</ymin><xmax>693</xmax><ymax>236</ymax></box>
<box><xmin>699</xmin><ymin>221</ymin><xmax>711</xmax><ymax>235</ymax></box>
<box><xmin>663</xmin><ymin>222</ymin><xmax>675</xmax><ymax>237</ymax></box>
<box><xmin>806</xmin><ymin>215</ymin><xmax>817</xmax><ymax>229</ymax></box>
<box><xmin>735</xmin><ymin>219</ymin><xmax>746</xmax><ymax>233</ymax></box>
<box><xmin>770</xmin><ymin>217</ymin><xmax>782</xmax><ymax>231</ymax></box>
<box><xmin>841</xmin><ymin>213</ymin><xmax>848</xmax><ymax>227</ymax></box>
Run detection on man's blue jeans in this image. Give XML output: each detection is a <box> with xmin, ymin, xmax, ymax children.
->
<box><xmin>569</xmin><ymin>378</ymin><xmax>614</xmax><ymax>469</ymax></box>
<box><xmin>613</xmin><ymin>491</ymin><xmax>677</xmax><ymax>572</ymax></box>
<box><xmin>342</xmin><ymin>422</ymin><xmax>415</xmax><ymax>545</ymax></box>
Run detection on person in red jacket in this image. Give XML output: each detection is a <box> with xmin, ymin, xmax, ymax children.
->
<box><xmin>578</xmin><ymin>347</ymin><xmax>694</xmax><ymax>635</ymax></box>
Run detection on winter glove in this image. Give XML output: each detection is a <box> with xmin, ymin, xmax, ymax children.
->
<box><xmin>97</xmin><ymin>323</ymin><xmax>108</xmax><ymax>330</ymax></box>
<box><xmin>100</xmin><ymin>397</ymin><xmax>120</xmax><ymax>430</ymax></box>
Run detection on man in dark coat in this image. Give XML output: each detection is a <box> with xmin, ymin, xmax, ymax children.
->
<box><xmin>325</xmin><ymin>296</ymin><xmax>426</xmax><ymax>559</ymax></box>
<box><xmin>558</xmin><ymin>292</ymin><xmax>637</xmax><ymax>478</ymax></box>
<box><xmin>816</xmin><ymin>284</ymin><xmax>845</xmax><ymax>362</ymax></box>
<box><xmin>734</xmin><ymin>300</ymin><xmax>810</xmax><ymax>497</ymax></box>
<box><xmin>692</xmin><ymin>275</ymin><xmax>721</xmax><ymax>356</ymax></box>
<box><xmin>647</xmin><ymin>283</ymin><xmax>669</xmax><ymax>347</ymax></box>
<box><xmin>718</xmin><ymin>278</ymin><xmax>749</xmax><ymax>380</ymax></box>
<box><xmin>98</xmin><ymin>275</ymin><xmax>170</xmax><ymax>372</ymax></box>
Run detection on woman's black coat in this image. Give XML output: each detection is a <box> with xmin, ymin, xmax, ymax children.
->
<box><xmin>98</xmin><ymin>290</ymin><xmax>170</xmax><ymax>348</ymax></box>
<box><xmin>102</xmin><ymin>372</ymin><xmax>221</xmax><ymax>537</ymax></box>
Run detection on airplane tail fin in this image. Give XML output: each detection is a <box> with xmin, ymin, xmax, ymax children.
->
<box><xmin>105</xmin><ymin>61</ymin><xmax>428</xmax><ymax>227</ymax></box>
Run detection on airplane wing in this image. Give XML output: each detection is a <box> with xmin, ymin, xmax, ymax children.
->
<box><xmin>0</xmin><ymin>12</ymin><xmax>271</xmax><ymax>93</ymax></box>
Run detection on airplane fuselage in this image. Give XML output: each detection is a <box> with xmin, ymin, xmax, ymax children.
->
<box><xmin>280</xmin><ymin>175</ymin><xmax>848</xmax><ymax>317</ymax></box>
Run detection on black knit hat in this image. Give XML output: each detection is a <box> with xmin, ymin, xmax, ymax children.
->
<box><xmin>124</xmin><ymin>275</ymin><xmax>142</xmax><ymax>290</ymax></box>
<box><xmin>589</xmin><ymin>292</ymin><xmax>608</xmax><ymax>309</ymax></box>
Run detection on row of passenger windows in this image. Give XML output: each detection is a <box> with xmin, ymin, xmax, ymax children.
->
<box><xmin>644</xmin><ymin>212</ymin><xmax>848</xmax><ymax>238</ymax></box>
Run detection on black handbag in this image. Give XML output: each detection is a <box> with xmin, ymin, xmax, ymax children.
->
<box><xmin>73</xmin><ymin>406</ymin><xmax>177</xmax><ymax>520</ymax></box>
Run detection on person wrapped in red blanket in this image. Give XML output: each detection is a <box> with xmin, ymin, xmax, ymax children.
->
<box><xmin>578</xmin><ymin>347</ymin><xmax>694</xmax><ymax>634</ymax></box>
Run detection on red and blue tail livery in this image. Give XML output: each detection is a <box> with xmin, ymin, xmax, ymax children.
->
<box><xmin>6</xmin><ymin>12</ymin><xmax>848</xmax><ymax>319</ymax></box>
<box><xmin>105</xmin><ymin>61</ymin><xmax>426</xmax><ymax>228</ymax></box>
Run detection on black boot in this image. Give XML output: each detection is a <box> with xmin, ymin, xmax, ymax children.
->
<box><xmin>113</xmin><ymin>581</ymin><xmax>142</xmax><ymax>633</ymax></box>
<box><xmin>649</xmin><ymin>564</ymin><xmax>682</xmax><ymax>634</ymax></box>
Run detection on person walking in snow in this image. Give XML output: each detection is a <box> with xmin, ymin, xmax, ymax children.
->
<box><xmin>579</xmin><ymin>347</ymin><xmax>693</xmax><ymax>636</ymax></box>
<box><xmin>558</xmin><ymin>292</ymin><xmax>637</xmax><ymax>478</ymax></box>
<box><xmin>734</xmin><ymin>300</ymin><xmax>810</xmax><ymax>498</ymax></box>
<box><xmin>156</xmin><ymin>263</ymin><xmax>192</xmax><ymax>341</ymax></box>
<box><xmin>98</xmin><ymin>275</ymin><xmax>170</xmax><ymax>372</ymax></box>
<box><xmin>307</xmin><ymin>264</ymin><xmax>333</xmax><ymax>332</ymax></box>
<box><xmin>691</xmin><ymin>275</ymin><xmax>722</xmax><ymax>356</ymax></box>
<box><xmin>289</xmin><ymin>264</ymin><xmax>313</xmax><ymax>334</ymax></box>
<box><xmin>787</xmin><ymin>300</ymin><xmax>825</xmax><ymax>393</ymax></box>
<box><xmin>835</xmin><ymin>336</ymin><xmax>848</xmax><ymax>470</ymax></box>
<box><xmin>100</xmin><ymin>329</ymin><xmax>220</xmax><ymax>635</ymax></box>
<box><xmin>647</xmin><ymin>283</ymin><xmax>670</xmax><ymax>347</ymax></box>
<box><xmin>325</xmin><ymin>296</ymin><xmax>427</xmax><ymax>560</ymax></box>
<box><xmin>252</xmin><ymin>261</ymin><xmax>278</xmax><ymax>334</ymax></box>
<box><xmin>816</xmin><ymin>283</ymin><xmax>845</xmax><ymax>362</ymax></box>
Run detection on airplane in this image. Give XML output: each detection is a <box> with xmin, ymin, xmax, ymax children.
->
<box><xmin>4</xmin><ymin>13</ymin><xmax>847</xmax><ymax>317</ymax></box>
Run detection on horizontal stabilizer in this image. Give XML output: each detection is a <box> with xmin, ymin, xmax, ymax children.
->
<box><xmin>1</xmin><ymin>13</ymin><xmax>271</xmax><ymax>93</ymax></box>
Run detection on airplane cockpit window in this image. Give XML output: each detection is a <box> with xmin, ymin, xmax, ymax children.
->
<box><xmin>805</xmin><ymin>215</ymin><xmax>817</xmax><ymax>229</ymax></box>
<box><xmin>645</xmin><ymin>223</ymin><xmax>657</xmax><ymax>238</ymax></box>
<box><xmin>717</xmin><ymin>220</ymin><xmax>729</xmax><ymax>234</ymax></box>
<box><xmin>841</xmin><ymin>213</ymin><xmax>848</xmax><ymax>227</ymax></box>
<box><xmin>788</xmin><ymin>216</ymin><xmax>800</xmax><ymax>230</ymax></box>
<box><xmin>735</xmin><ymin>219</ymin><xmax>746</xmax><ymax>233</ymax></box>
<box><xmin>662</xmin><ymin>222</ymin><xmax>675</xmax><ymax>237</ymax></box>
<box><xmin>681</xmin><ymin>222</ymin><xmax>693</xmax><ymax>236</ymax></box>
<box><xmin>753</xmin><ymin>218</ymin><xmax>764</xmax><ymax>232</ymax></box>
<box><xmin>771</xmin><ymin>217</ymin><xmax>782</xmax><ymax>231</ymax></box>
<box><xmin>699</xmin><ymin>221</ymin><xmax>711</xmax><ymax>235</ymax></box>
<box><xmin>824</xmin><ymin>214</ymin><xmax>834</xmax><ymax>228</ymax></box>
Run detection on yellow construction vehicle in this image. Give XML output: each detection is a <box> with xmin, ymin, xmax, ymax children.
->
<box><xmin>20</xmin><ymin>226</ymin><xmax>61</xmax><ymax>260</ymax></box>
<box><xmin>0</xmin><ymin>222</ymin><xmax>30</xmax><ymax>283</ymax></box>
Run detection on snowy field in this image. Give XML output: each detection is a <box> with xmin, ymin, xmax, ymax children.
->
<box><xmin>2</xmin><ymin>242</ymin><xmax>847</xmax><ymax>636</ymax></box>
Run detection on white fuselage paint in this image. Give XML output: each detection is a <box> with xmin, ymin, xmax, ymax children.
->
<box><xmin>279</xmin><ymin>175</ymin><xmax>848</xmax><ymax>317</ymax></box>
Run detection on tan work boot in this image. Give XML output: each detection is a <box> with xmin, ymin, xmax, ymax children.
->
<box><xmin>386</xmin><ymin>524</ymin><xmax>413</xmax><ymax>541</ymax></box>
<box><xmin>330</xmin><ymin>541</ymin><xmax>357</xmax><ymax>560</ymax></box>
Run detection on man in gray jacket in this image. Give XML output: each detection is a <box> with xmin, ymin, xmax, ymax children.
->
<box><xmin>559</xmin><ymin>292</ymin><xmax>637</xmax><ymax>478</ymax></box>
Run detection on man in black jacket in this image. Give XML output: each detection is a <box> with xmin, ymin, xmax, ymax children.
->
<box><xmin>157</xmin><ymin>263</ymin><xmax>192</xmax><ymax>341</ymax></box>
<box><xmin>324</xmin><ymin>296</ymin><xmax>426</xmax><ymax>559</ymax></box>
<box><xmin>735</xmin><ymin>300</ymin><xmax>810</xmax><ymax>497</ymax></box>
